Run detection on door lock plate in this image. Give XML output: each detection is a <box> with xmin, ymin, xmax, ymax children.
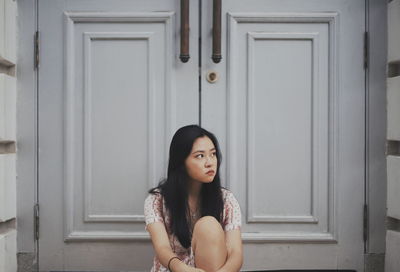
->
<box><xmin>206</xmin><ymin>71</ymin><xmax>219</xmax><ymax>83</ymax></box>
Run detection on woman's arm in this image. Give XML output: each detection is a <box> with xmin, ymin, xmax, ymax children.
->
<box><xmin>147</xmin><ymin>222</ymin><xmax>204</xmax><ymax>272</ymax></box>
<box><xmin>217</xmin><ymin>229</ymin><xmax>243</xmax><ymax>272</ymax></box>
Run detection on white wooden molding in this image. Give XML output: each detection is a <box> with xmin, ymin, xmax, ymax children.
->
<box><xmin>246</xmin><ymin>32</ymin><xmax>320</xmax><ymax>224</ymax></box>
<box><xmin>82</xmin><ymin>32</ymin><xmax>154</xmax><ymax>223</ymax></box>
<box><xmin>63</xmin><ymin>11</ymin><xmax>174</xmax><ymax>238</ymax></box>
<box><xmin>65</xmin><ymin>231</ymin><xmax>150</xmax><ymax>241</ymax></box>
<box><xmin>241</xmin><ymin>231</ymin><xmax>336</xmax><ymax>243</ymax></box>
<box><xmin>226</xmin><ymin>12</ymin><xmax>339</xmax><ymax>242</ymax></box>
<box><xmin>65</xmin><ymin>231</ymin><xmax>337</xmax><ymax>242</ymax></box>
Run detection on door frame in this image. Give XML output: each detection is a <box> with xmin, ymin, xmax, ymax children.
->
<box><xmin>15</xmin><ymin>0</ymin><xmax>387</xmax><ymax>270</ymax></box>
<box><xmin>364</xmin><ymin>0</ymin><xmax>387</xmax><ymax>258</ymax></box>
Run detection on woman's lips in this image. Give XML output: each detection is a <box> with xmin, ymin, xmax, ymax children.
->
<box><xmin>206</xmin><ymin>170</ymin><xmax>215</xmax><ymax>176</ymax></box>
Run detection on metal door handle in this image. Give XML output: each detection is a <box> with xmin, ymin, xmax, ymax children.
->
<box><xmin>212</xmin><ymin>0</ymin><xmax>222</xmax><ymax>63</ymax></box>
<box><xmin>180</xmin><ymin>0</ymin><xmax>190</xmax><ymax>62</ymax></box>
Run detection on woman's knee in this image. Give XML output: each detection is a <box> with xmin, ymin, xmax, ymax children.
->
<box><xmin>192</xmin><ymin>216</ymin><xmax>227</xmax><ymax>271</ymax></box>
<box><xmin>193</xmin><ymin>216</ymin><xmax>224</xmax><ymax>241</ymax></box>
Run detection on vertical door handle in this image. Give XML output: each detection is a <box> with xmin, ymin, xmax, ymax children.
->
<box><xmin>180</xmin><ymin>0</ymin><xmax>190</xmax><ymax>62</ymax></box>
<box><xmin>212</xmin><ymin>0</ymin><xmax>222</xmax><ymax>63</ymax></box>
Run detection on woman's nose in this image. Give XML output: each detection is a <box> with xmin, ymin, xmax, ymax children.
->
<box><xmin>205</xmin><ymin>156</ymin><xmax>212</xmax><ymax>166</ymax></box>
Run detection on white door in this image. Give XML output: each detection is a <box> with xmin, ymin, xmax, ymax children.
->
<box><xmin>38</xmin><ymin>0</ymin><xmax>199</xmax><ymax>270</ymax></box>
<box><xmin>39</xmin><ymin>0</ymin><xmax>365</xmax><ymax>271</ymax></box>
<box><xmin>201</xmin><ymin>0</ymin><xmax>365</xmax><ymax>271</ymax></box>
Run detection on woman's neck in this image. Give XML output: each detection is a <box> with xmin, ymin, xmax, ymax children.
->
<box><xmin>188</xmin><ymin>179</ymin><xmax>202</xmax><ymax>201</ymax></box>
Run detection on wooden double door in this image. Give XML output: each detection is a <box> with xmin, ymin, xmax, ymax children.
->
<box><xmin>38</xmin><ymin>0</ymin><xmax>366</xmax><ymax>270</ymax></box>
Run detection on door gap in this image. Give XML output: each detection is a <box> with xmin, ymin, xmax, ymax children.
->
<box><xmin>198</xmin><ymin>0</ymin><xmax>202</xmax><ymax>126</ymax></box>
<box><xmin>34</xmin><ymin>0</ymin><xmax>40</xmax><ymax>271</ymax></box>
<box><xmin>363</xmin><ymin>0</ymin><xmax>369</xmax><ymax>255</ymax></box>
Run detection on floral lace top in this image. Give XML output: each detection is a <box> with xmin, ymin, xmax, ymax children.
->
<box><xmin>144</xmin><ymin>188</ymin><xmax>242</xmax><ymax>272</ymax></box>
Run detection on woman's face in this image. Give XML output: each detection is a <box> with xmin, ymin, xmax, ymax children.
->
<box><xmin>185</xmin><ymin>136</ymin><xmax>217</xmax><ymax>183</ymax></box>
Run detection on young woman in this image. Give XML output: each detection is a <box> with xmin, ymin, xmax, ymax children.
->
<box><xmin>144</xmin><ymin>125</ymin><xmax>243</xmax><ymax>272</ymax></box>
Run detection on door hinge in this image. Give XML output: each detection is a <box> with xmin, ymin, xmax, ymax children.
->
<box><xmin>364</xmin><ymin>31</ymin><xmax>369</xmax><ymax>70</ymax></box>
<box><xmin>34</xmin><ymin>204</ymin><xmax>40</xmax><ymax>240</ymax></box>
<box><xmin>34</xmin><ymin>31</ymin><xmax>40</xmax><ymax>69</ymax></box>
<box><xmin>363</xmin><ymin>203</ymin><xmax>368</xmax><ymax>243</ymax></box>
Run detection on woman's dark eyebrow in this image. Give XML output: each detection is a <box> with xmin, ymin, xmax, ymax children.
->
<box><xmin>193</xmin><ymin>148</ymin><xmax>216</xmax><ymax>154</ymax></box>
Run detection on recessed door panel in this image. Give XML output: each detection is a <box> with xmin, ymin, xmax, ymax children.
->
<box><xmin>228</xmin><ymin>18</ymin><xmax>333</xmax><ymax>237</ymax></box>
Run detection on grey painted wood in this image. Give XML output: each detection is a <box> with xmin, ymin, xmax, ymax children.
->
<box><xmin>16</xmin><ymin>0</ymin><xmax>37</xmax><ymax>254</ymax></box>
<box><xmin>367</xmin><ymin>0</ymin><xmax>387</xmax><ymax>254</ymax></box>
<box><xmin>38</xmin><ymin>0</ymin><xmax>198</xmax><ymax>270</ymax></box>
<box><xmin>201</xmin><ymin>0</ymin><xmax>365</xmax><ymax>270</ymax></box>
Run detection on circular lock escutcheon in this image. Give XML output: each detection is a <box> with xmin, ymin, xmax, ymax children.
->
<box><xmin>206</xmin><ymin>71</ymin><xmax>219</xmax><ymax>83</ymax></box>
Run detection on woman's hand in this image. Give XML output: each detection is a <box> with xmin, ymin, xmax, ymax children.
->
<box><xmin>180</xmin><ymin>264</ymin><xmax>205</xmax><ymax>272</ymax></box>
<box><xmin>172</xmin><ymin>260</ymin><xmax>205</xmax><ymax>272</ymax></box>
<box><xmin>189</xmin><ymin>268</ymin><xmax>206</xmax><ymax>272</ymax></box>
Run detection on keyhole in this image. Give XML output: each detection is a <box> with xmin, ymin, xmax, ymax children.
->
<box><xmin>206</xmin><ymin>71</ymin><xmax>219</xmax><ymax>83</ymax></box>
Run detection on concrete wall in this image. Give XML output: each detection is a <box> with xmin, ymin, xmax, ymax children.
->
<box><xmin>0</xmin><ymin>0</ymin><xmax>17</xmax><ymax>271</ymax></box>
<box><xmin>386</xmin><ymin>0</ymin><xmax>400</xmax><ymax>271</ymax></box>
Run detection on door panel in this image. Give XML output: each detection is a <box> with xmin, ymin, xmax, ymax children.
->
<box><xmin>201</xmin><ymin>0</ymin><xmax>365</xmax><ymax>270</ymax></box>
<box><xmin>233</xmin><ymin>19</ymin><xmax>331</xmax><ymax>236</ymax></box>
<box><xmin>39</xmin><ymin>0</ymin><xmax>198</xmax><ymax>270</ymax></box>
<box><xmin>66</xmin><ymin>13</ymin><xmax>171</xmax><ymax>234</ymax></box>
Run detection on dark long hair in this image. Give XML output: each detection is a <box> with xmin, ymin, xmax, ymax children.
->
<box><xmin>149</xmin><ymin>125</ymin><xmax>224</xmax><ymax>248</ymax></box>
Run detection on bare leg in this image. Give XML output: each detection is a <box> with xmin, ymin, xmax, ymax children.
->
<box><xmin>191</xmin><ymin>216</ymin><xmax>227</xmax><ymax>272</ymax></box>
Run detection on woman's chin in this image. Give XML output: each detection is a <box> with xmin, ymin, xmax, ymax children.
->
<box><xmin>202</xmin><ymin>177</ymin><xmax>215</xmax><ymax>183</ymax></box>
<box><xmin>192</xmin><ymin>176</ymin><xmax>215</xmax><ymax>184</ymax></box>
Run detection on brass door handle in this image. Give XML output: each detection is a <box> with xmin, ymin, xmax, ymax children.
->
<box><xmin>212</xmin><ymin>0</ymin><xmax>222</xmax><ymax>63</ymax></box>
<box><xmin>180</xmin><ymin>0</ymin><xmax>190</xmax><ymax>63</ymax></box>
